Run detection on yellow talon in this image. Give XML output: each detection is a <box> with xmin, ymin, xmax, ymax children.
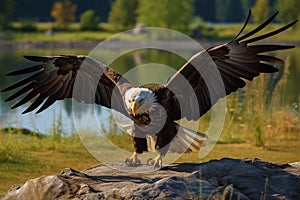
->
<box><xmin>125</xmin><ymin>152</ymin><xmax>141</xmax><ymax>167</ymax></box>
<box><xmin>147</xmin><ymin>153</ymin><xmax>163</xmax><ymax>168</ymax></box>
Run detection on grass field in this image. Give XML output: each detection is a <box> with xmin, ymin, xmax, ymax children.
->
<box><xmin>1</xmin><ymin>30</ymin><xmax>114</xmax><ymax>42</ymax></box>
<box><xmin>0</xmin><ymin>131</ymin><xmax>97</xmax><ymax>195</ymax></box>
<box><xmin>0</xmin><ymin>129</ymin><xmax>299</xmax><ymax>196</ymax></box>
<box><xmin>212</xmin><ymin>23</ymin><xmax>300</xmax><ymax>42</ymax></box>
<box><xmin>1</xmin><ymin>22</ymin><xmax>299</xmax><ymax>42</ymax></box>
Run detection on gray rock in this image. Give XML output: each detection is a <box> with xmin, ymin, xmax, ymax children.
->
<box><xmin>1</xmin><ymin>158</ymin><xmax>299</xmax><ymax>200</ymax></box>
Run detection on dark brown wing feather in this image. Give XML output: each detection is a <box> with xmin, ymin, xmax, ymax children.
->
<box><xmin>161</xmin><ymin>11</ymin><xmax>297</xmax><ymax>121</ymax></box>
<box><xmin>2</xmin><ymin>55</ymin><xmax>130</xmax><ymax>114</ymax></box>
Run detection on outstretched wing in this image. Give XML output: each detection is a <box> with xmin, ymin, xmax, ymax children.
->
<box><xmin>163</xmin><ymin>11</ymin><xmax>297</xmax><ymax>121</ymax></box>
<box><xmin>2</xmin><ymin>55</ymin><xmax>130</xmax><ymax>115</ymax></box>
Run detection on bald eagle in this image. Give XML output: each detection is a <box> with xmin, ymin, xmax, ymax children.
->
<box><xmin>2</xmin><ymin>11</ymin><xmax>297</xmax><ymax>168</ymax></box>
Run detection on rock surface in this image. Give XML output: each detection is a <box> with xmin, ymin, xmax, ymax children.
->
<box><xmin>1</xmin><ymin>158</ymin><xmax>300</xmax><ymax>200</ymax></box>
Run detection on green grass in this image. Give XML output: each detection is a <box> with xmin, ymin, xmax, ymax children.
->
<box><xmin>2</xmin><ymin>31</ymin><xmax>114</xmax><ymax>42</ymax></box>
<box><xmin>0</xmin><ymin>131</ymin><xmax>98</xmax><ymax>196</ymax></box>
<box><xmin>209</xmin><ymin>22</ymin><xmax>300</xmax><ymax>42</ymax></box>
<box><xmin>0</xmin><ymin>130</ymin><xmax>299</xmax><ymax>196</ymax></box>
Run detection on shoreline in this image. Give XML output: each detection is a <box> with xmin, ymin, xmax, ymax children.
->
<box><xmin>1</xmin><ymin>40</ymin><xmax>299</xmax><ymax>50</ymax></box>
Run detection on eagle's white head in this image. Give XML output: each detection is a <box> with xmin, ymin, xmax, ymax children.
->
<box><xmin>124</xmin><ymin>87</ymin><xmax>156</xmax><ymax>116</ymax></box>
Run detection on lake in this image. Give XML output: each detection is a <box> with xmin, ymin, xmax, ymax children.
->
<box><xmin>0</xmin><ymin>42</ymin><xmax>299</xmax><ymax>135</ymax></box>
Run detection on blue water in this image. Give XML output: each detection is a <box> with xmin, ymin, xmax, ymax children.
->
<box><xmin>1</xmin><ymin>46</ymin><xmax>299</xmax><ymax>135</ymax></box>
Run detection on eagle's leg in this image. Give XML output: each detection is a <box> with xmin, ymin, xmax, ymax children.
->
<box><xmin>125</xmin><ymin>135</ymin><xmax>147</xmax><ymax>167</ymax></box>
<box><xmin>146</xmin><ymin>122</ymin><xmax>176</xmax><ymax>169</ymax></box>
<box><xmin>147</xmin><ymin>152</ymin><xmax>163</xmax><ymax>168</ymax></box>
<box><xmin>124</xmin><ymin>152</ymin><xmax>141</xmax><ymax>167</ymax></box>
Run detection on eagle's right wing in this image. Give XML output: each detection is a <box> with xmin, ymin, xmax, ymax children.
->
<box><xmin>2</xmin><ymin>55</ymin><xmax>130</xmax><ymax>115</ymax></box>
<box><xmin>164</xmin><ymin>11</ymin><xmax>297</xmax><ymax>121</ymax></box>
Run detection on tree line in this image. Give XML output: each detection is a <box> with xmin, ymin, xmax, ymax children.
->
<box><xmin>0</xmin><ymin>0</ymin><xmax>299</xmax><ymax>31</ymax></box>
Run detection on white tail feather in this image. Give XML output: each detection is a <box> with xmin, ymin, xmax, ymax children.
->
<box><xmin>169</xmin><ymin>125</ymin><xmax>207</xmax><ymax>154</ymax></box>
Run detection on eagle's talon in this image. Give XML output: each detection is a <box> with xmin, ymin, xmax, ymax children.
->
<box><xmin>146</xmin><ymin>158</ymin><xmax>153</xmax><ymax>166</ymax></box>
<box><xmin>124</xmin><ymin>153</ymin><xmax>141</xmax><ymax>167</ymax></box>
<box><xmin>134</xmin><ymin>159</ymin><xmax>141</xmax><ymax>166</ymax></box>
<box><xmin>153</xmin><ymin>159</ymin><xmax>162</xmax><ymax>169</ymax></box>
<box><xmin>124</xmin><ymin>158</ymin><xmax>141</xmax><ymax>167</ymax></box>
<box><xmin>124</xmin><ymin>158</ymin><xmax>131</xmax><ymax>166</ymax></box>
<box><xmin>147</xmin><ymin>155</ymin><xmax>162</xmax><ymax>168</ymax></box>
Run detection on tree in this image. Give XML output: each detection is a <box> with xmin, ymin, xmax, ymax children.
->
<box><xmin>0</xmin><ymin>0</ymin><xmax>15</xmax><ymax>30</ymax></box>
<box><xmin>137</xmin><ymin>0</ymin><xmax>194</xmax><ymax>33</ymax></box>
<box><xmin>276</xmin><ymin>0</ymin><xmax>300</xmax><ymax>23</ymax></box>
<box><xmin>215</xmin><ymin>0</ymin><xmax>244</xmax><ymax>22</ymax></box>
<box><xmin>12</xmin><ymin>0</ymin><xmax>110</xmax><ymax>23</ymax></box>
<box><xmin>80</xmin><ymin>10</ymin><xmax>100</xmax><ymax>30</ymax></box>
<box><xmin>241</xmin><ymin>0</ymin><xmax>255</xmax><ymax>16</ymax></box>
<box><xmin>252</xmin><ymin>0</ymin><xmax>270</xmax><ymax>24</ymax></box>
<box><xmin>194</xmin><ymin>0</ymin><xmax>216</xmax><ymax>22</ymax></box>
<box><xmin>51</xmin><ymin>0</ymin><xmax>77</xmax><ymax>28</ymax></box>
<box><xmin>108</xmin><ymin>0</ymin><xmax>138</xmax><ymax>30</ymax></box>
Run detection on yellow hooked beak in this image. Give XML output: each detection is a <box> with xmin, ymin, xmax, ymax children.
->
<box><xmin>130</xmin><ymin>101</ymin><xmax>140</xmax><ymax>116</ymax></box>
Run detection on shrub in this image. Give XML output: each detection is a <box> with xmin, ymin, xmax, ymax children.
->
<box><xmin>79</xmin><ymin>10</ymin><xmax>100</xmax><ymax>30</ymax></box>
<box><xmin>51</xmin><ymin>0</ymin><xmax>77</xmax><ymax>29</ymax></box>
<box><xmin>17</xmin><ymin>18</ymin><xmax>37</xmax><ymax>32</ymax></box>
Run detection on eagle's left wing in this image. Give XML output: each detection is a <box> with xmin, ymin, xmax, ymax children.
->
<box><xmin>2</xmin><ymin>55</ymin><xmax>130</xmax><ymax>115</ymax></box>
<box><xmin>163</xmin><ymin>11</ymin><xmax>297</xmax><ymax>121</ymax></box>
